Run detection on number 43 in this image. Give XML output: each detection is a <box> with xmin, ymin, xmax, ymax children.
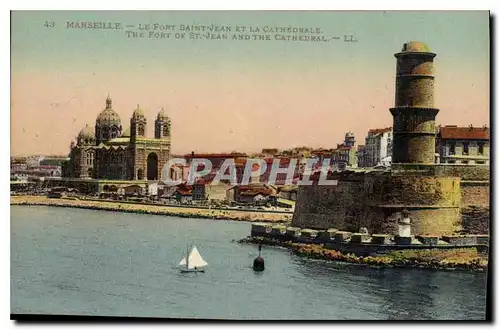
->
<box><xmin>44</xmin><ymin>21</ymin><xmax>55</xmax><ymax>28</ymax></box>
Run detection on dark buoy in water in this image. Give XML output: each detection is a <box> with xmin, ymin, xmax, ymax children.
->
<box><xmin>253</xmin><ymin>244</ymin><xmax>265</xmax><ymax>271</ymax></box>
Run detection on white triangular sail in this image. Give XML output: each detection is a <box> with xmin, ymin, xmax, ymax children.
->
<box><xmin>178</xmin><ymin>257</ymin><xmax>187</xmax><ymax>266</ymax></box>
<box><xmin>187</xmin><ymin>246</ymin><xmax>208</xmax><ymax>269</ymax></box>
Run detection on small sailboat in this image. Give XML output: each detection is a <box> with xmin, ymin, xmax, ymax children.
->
<box><xmin>179</xmin><ymin>245</ymin><xmax>208</xmax><ymax>273</ymax></box>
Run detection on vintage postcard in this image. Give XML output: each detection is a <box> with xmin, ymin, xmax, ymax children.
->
<box><xmin>10</xmin><ymin>10</ymin><xmax>490</xmax><ymax>321</ymax></box>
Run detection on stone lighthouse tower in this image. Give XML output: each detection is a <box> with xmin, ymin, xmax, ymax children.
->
<box><xmin>390</xmin><ymin>41</ymin><xmax>439</xmax><ymax>164</ymax></box>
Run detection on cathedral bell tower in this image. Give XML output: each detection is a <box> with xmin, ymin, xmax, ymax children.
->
<box><xmin>130</xmin><ymin>105</ymin><xmax>147</xmax><ymax>142</ymax></box>
<box><xmin>155</xmin><ymin>108</ymin><xmax>171</xmax><ymax>139</ymax></box>
<box><xmin>129</xmin><ymin>105</ymin><xmax>147</xmax><ymax>180</ymax></box>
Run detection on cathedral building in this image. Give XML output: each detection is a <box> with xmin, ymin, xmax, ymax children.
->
<box><xmin>62</xmin><ymin>96</ymin><xmax>171</xmax><ymax>181</ymax></box>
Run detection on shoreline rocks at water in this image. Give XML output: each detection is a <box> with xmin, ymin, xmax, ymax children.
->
<box><xmin>239</xmin><ymin>236</ymin><xmax>488</xmax><ymax>272</ymax></box>
<box><xmin>10</xmin><ymin>196</ymin><xmax>292</xmax><ymax>224</ymax></box>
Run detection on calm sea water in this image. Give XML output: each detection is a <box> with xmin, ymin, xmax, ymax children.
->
<box><xmin>11</xmin><ymin>206</ymin><xmax>488</xmax><ymax>320</ymax></box>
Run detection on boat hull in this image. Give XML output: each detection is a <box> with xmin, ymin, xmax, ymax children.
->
<box><xmin>180</xmin><ymin>269</ymin><xmax>205</xmax><ymax>273</ymax></box>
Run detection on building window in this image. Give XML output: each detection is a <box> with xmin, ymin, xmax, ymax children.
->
<box><xmin>478</xmin><ymin>142</ymin><xmax>484</xmax><ymax>155</ymax></box>
<box><xmin>449</xmin><ymin>142</ymin><xmax>456</xmax><ymax>155</ymax></box>
<box><xmin>477</xmin><ymin>161</ymin><xmax>485</xmax><ymax>164</ymax></box>
<box><xmin>448</xmin><ymin>160</ymin><xmax>456</xmax><ymax>164</ymax></box>
<box><xmin>462</xmin><ymin>160</ymin><xmax>468</xmax><ymax>164</ymax></box>
<box><xmin>138</xmin><ymin>125</ymin><xmax>145</xmax><ymax>136</ymax></box>
<box><xmin>463</xmin><ymin>142</ymin><xmax>469</xmax><ymax>155</ymax></box>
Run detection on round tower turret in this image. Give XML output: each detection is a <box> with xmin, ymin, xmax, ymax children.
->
<box><xmin>390</xmin><ymin>41</ymin><xmax>439</xmax><ymax>164</ymax></box>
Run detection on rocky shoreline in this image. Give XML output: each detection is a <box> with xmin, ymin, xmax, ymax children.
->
<box><xmin>239</xmin><ymin>236</ymin><xmax>488</xmax><ymax>272</ymax></box>
<box><xmin>10</xmin><ymin>196</ymin><xmax>292</xmax><ymax>223</ymax></box>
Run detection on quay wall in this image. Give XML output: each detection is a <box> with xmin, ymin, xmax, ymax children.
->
<box><xmin>249</xmin><ymin>223</ymin><xmax>489</xmax><ymax>257</ymax></box>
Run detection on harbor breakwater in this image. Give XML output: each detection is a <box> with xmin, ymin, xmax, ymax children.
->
<box><xmin>239</xmin><ymin>236</ymin><xmax>488</xmax><ymax>271</ymax></box>
<box><xmin>10</xmin><ymin>196</ymin><xmax>292</xmax><ymax>223</ymax></box>
<box><xmin>239</xmin><ymin>223</ymin><xmax>489</xmax><ymax>271</ymax></box>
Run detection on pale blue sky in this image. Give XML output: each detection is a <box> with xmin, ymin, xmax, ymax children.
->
<box><xmin>12</xmin><ymin>11</ymin><xmax>489</xmax><ymax>72</ymax></box>
<box><xmin>11</xmin><ymin>11</ymin><xmax>490</xmax><ymax>156</ymax></box>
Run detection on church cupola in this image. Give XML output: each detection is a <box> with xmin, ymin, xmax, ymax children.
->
<box><xmin>77</xmin><ymin>124</ymin><xmax>96</xmax><ymax>146</ymax></box>
<box><xmin>95</xmin><ymin>94</ymin><xmax>122</xmax><ymax>144</ymax></box>
<box><xmin>155</xmin><ymin>108</ymin><xmax>171</xmax><ymax>139</ymax></box>
<box><xmin>130</xmin><ymin>104</ymin><xmax>147</xmax><ymax>140</ymax></box>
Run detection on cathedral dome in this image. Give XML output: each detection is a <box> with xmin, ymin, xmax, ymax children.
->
<box><xmin>97</xmin><ymin>108</ymin><xmax>121</xmax><ymax>126</ymax></box>
<box><xmin>77</xmin><ymin>124</ymin><xmax>95</xmax><ymax>146</ymax></box>
<box><xmin>132</xmin><ymin>105</ymin><xmax>145</xmax><ymax>119</ymax></box>
<box><xmin>96</xmin><ymin>96</ymin><xmax>121</xmax><ymax>126</ymax></box>
<box><xmin>78</xmin><ymin>124</ymin><xmax>95</xmax><ymax>140</ymax></box>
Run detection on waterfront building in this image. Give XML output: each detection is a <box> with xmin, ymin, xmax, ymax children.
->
<box><xmin>310</xmin><ymin>148</ymin><xmax>333</xmax><ymax>164</ymax></box>
<box><xmin>62</xmin><ymin>96</ymin><xmax>171</xmax><ymax>181</ymax></box>
<box><xmin>331</xmin><ymin>132</ymin><xmax>357</xmax><ymax>170</ymax></box>
<box><xmin>206</xmin><ymin>182</ymin><xmax>234</xmax><ymax>202</ymax></box>
<box><xmin>173</xmin><ymin>183</ymin><xmax>193</xmax><ymax>203</ymax></box>
<box><xmin>436</xmin><ymin>125</ymin><xmax>490</xmax><ymax>165</ymax></box>
<box><xmin>356</xmin><ymin>145</ymin><xmax>367</xmax><ymax>168</ymax></box>
<box><xmin>192</xmin><ymin>179</ymin><xmax>207</xmax><ymax>201</ymax></box>
<box><xmin>362</xmin><ymin>127</ymin><xmax>393</xmax><ymax>168</ymax></box>
<box><xmin>40</xmin><ymin>157</ymin><xmax>66</xmax><ymax>167</ymax></box>
<box><xmin>228</xmin><ymin>183</ymin><xmax>277</xmax><ymax>204</ymax></box>
<box><xmin>26</xmin><ymin>155</ymin><xmax>44</xmax><ymax>169</ymax></box>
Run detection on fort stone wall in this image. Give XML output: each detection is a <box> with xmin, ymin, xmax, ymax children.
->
<box><xmin>292</xmin><ymin>171</ymin><xmax>463</xmax><ymax>236</ymax></box>
<box><xmin>292</xmin><ymin>165</ymin><xmax>489</xmax><ymax>236</ymax></box>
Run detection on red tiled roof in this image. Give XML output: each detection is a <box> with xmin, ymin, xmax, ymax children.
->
<box><xmin>177</xmin><ymin>183</ymin><xmax>193</xmax><ymax>190</ymax></box>
<box><xmin>240</xmin><ymin>188</ymin><xmax>274</xmax><ymax>196</ymax></box>
<box><xmin>439</xmin><ymin>126</ymin><xmax>490</xmax><ymax>140</ymax></box>
<box><xmin>177</xmin><ymin>190</ymin><xmax>192</xmax><ymax>196</ymax></box>
<box><xmin>237</xmin><ymin>184</ymin><xmax>275</xmax><ymax>195</ymax></box>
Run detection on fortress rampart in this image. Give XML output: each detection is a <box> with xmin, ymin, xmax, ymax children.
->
<box><xmin>292</xmin><ymin>165</ymin><xmax>489</xmax><ymax>236</ymax></box>
<box><xmin>291</xmin><ymin>166</ymin><xmax>481</xmax><ymax>236</ymax></box>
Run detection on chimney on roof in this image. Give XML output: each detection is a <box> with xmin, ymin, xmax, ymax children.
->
<box><xmin>469</xmin><ymin>124</ymin><xmax>473</xmax><ymax>130</ymax></box>
<box><xmin>191</xmin><ymin>151</ymin><xmax>195</xmax><ymax>156</ymax></box>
